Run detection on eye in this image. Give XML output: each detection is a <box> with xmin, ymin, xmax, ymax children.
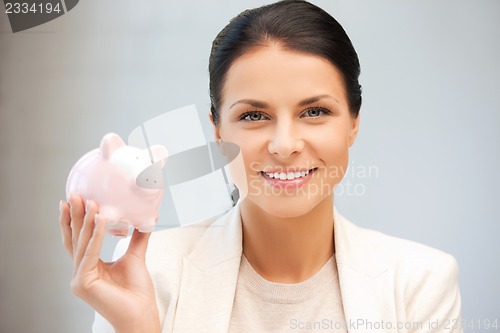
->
<box><xmin>239</xmin><ymin>111</ymin><xmax>269</xmax><ymax>122</ymax></box>
<box><xmin>302</xmin><ymin>107</ymin><xmax>331</xmax><ymax>118</ymax></box>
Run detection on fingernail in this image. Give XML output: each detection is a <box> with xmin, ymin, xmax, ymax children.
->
<box><xmin>85</xmin><ymin>199</ymin><xmax>90</xmax><ymax>211</ymax></box>
<box><xmin>68</xmin><ymin>194</ymin><xmax>75</xmax><ymax>207</ymax></box>
<box><xmin>59</xmin><ymin>200</ymin><xmax>64</xmax><ymax>212</ymax></box>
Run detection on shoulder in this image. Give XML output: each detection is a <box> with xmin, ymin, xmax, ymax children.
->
<box><xmin>112</xmin><ymin>202</ymin><xmax>243</xmax><ymax>280</ymax></box>
<box><xmin>338</xmin><ymin>216</ymin><xmax>459</xmax><ymax>278</ymax></box>
<box><xmin>363</xmin><ymin>223</ymin><xmax>457</xmax><ymax>273</ymax></box>
<box><xmin>342</xmin><ymin>219</ymin><xmax>461</xmax><ymax>315</ymax></box>
<box><xmin>148</xmin><ymin>218</ymin><xmax>218</xmax><ymax>258</ymax></box>
<box><xmin>113</xmin><ymin>215</ymin><xmax>221</xmax><ymax>263</ymax></box>
<box><xmin>339</xmin><ymin>218</ymin><xmax>462</xmax><ymax>325</ymax></box>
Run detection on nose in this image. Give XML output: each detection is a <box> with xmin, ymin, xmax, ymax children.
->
<box><xmin>267</xmin><ymin>119</ymin><xmax>304</xmax><ymax>158</ymax></box>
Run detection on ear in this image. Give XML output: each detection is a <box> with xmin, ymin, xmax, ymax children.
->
<box><xmin>348</xmin><ymin>115</ymin><xmax>360</xmax><ymax>148</ymax></box>
<box><xmin>101</xmin><ymin>133</ymin><xmax>126</xmax><ymax>159</ymax></box>
<box><xmin>208</xmin><ymin>113</ymin><xmax>222</xmax><ymax>141</ymax></box>
<box><xmin>150</xmin><ymin>145</ymin><xmax>168</xmax><ymax>167</ymax></box>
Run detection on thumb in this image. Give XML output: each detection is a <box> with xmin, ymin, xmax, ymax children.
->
<box><xmin>126</xmin><ymin>228</ymin><xmax>152</xmax><ymax>259</ymax></box>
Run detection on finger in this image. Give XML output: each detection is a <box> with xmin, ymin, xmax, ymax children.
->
<box><xmin>126</xmin><ymin>228</ymin><xmax>152</xmax><ymax>260</ymax></box>
<box><xmin>59</xmin><ymin>200</ymin><xmax>73</xmax><ymax>257</ymax></box>
<box><xmin>78</xmin><ymin>213</ymin><xmax>106</xmax><ymax>274</ymax></box>
<box><xmin>69</xmin><ymin>194</ymin><xmax>85</xmax><ymax>254</ymax></box>
<box><xmin>74</xmin><ymin>200</ymin><xmax>99</xmax><ymax>272</ymax></box>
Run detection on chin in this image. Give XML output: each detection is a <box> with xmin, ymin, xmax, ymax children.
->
<box><xmin>263</xmin><ymin>205</ymin><xmax>311</xmax><ymax>218</ymax></box>
<box><xmin>251</xmin><ymin>195</ymin><xmax>324</xmax><ymax>218</ymax></box>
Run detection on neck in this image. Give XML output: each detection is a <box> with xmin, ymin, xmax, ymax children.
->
<box><xmin>240</xmin><ymin>195</ymin><xmax>335</xmax><ymax>283</ymax></box>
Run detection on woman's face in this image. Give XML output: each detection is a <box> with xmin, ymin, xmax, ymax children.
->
<box><xmin>211</xmin><ymin>46</ymin><xmax>360</xmax><ymax>217</ymax></box>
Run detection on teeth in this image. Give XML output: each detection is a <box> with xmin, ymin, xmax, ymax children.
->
<box><xmin>264</xmin><ymin>169</ymin><xmax>313</xmax><ymax>180</ymax></box>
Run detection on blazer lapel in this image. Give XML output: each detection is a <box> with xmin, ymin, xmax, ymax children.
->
<box><xmin>172</xmin><ymin>203</ymin><xmax>243</xmax><ymax>333</ymax></box>
<box><xmin>172</xmin><ymin>203</ymin><xmax>401</xmax><ymax>333</ymax></box>
<box><xmin>333</xmin><ymin>207</ymin><xmax>400</xmax><ymax>332</ymax></box>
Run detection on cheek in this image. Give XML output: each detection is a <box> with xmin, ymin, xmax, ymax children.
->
<box><xmin>220</xmin><ymin>131</ymin><xmax>266</xmax><ymax>199</ymax></box>
<box><xmin>314</xmin><ymin>125</ymin><xmax>350</xmax><ymax>178</ymax></box>
<box><xmin>228</xmin><ymin>133</ymin><xmax>267</xmax><ymax>174</ymax></box>
<box><xmin>226</xmin><ymin>148</ymin><xmax>249</xmax><ymax>200</ymax></box>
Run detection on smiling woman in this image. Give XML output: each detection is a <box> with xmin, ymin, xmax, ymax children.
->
<box><xmin>212</xmin><ymin>46</ymin><xmax>358</xmax><ymax>221</ymax></box>
<box><xmin>59</xmin><ymin>1</ymin><xmax>463</xmax><ymax>332</ymax></box>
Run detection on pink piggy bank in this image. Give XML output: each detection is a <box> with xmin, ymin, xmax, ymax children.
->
<box><xmin>66</xmin><ymin>133</ymin><xmax>168</xmax><ymax>236</ymax></box>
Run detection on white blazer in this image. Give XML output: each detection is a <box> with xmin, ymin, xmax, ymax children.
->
<box><xmin>93</xmin><ymin>201</ymin><xmax>463</xmax><ymax>333</ymax></box>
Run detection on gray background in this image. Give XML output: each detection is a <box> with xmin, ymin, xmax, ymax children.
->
<box><xmin>1</xmin><ymin>0</ymin><xmax>499</xmax><ymax>332</ymax></box>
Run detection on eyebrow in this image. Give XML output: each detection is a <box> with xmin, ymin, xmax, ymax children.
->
<box><xmin>229</xmin><ymin>94</ymin><xmax>339</xmax><ymax>109</ymax></box>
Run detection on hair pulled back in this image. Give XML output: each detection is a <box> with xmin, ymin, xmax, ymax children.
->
<box><xmin>209</xmin><ymin>0</ymin><xmax>362</xmax><ymax>125</ymax></box>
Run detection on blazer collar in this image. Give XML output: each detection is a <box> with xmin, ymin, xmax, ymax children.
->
<box><xmin>183</xmin><ymin>201</ymin><xmax>393</xmax><ymax>276</ymax></box>
<box><xmin>172</xmin><ymin>201</ymin><xmax>398</xmax><ymax>332</ymax></box>
<box><xmin>171</xmin><ymin>203</ymin><xmax>242</xmax><ymax>332</ymax></box>
<box><xmin>333</xmin><ymin>207</ymin><xmax>398</xmax><ymax>332</ymax></box>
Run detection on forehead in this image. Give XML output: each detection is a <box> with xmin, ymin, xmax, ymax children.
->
<box><xmin>220</xmin><ymin>45</ymin><xmax>348</xmax><ymax>108</ymax></box>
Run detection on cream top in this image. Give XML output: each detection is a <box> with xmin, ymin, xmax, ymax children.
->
<box><xmin>228</xmin><ymin>254</ymin><xmax>348</xmax><ymax>332</ymax></box>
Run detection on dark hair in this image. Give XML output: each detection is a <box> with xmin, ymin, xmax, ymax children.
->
<box><xmin>209</xmin><ymin>0</ymin><xmax>362</xmax><ymax>126</ymax></box>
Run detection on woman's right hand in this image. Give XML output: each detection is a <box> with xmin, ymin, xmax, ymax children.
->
<box><xmin>59</xmin><ymin>194</ymin><xmax>161</xmax><ymax>333</ymax></box>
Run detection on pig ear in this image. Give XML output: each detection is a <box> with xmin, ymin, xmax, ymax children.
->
<box><xmin>100</xmin><ymin>133</ymin><xmax>126</xmax><ymax>159</ymax></box>
<box><xmin>150</xmin><ymin>145</ymin><xmax>168</xmax><ymax>166</ymax></box>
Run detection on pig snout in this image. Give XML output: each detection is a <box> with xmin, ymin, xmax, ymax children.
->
<box><xmin>136</xmin><ymin>161</ymin><xmax>164</xmax><ymax>189</ymax></box>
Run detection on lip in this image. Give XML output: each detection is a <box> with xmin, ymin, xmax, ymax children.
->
<box><xmin>260</xmin><ymin>167</ymin><xmax>318</xmax><ymax>189</ymax></box>
<box><xmin>262</xmin><ymin>167</ymin><xmax>314</xmax><ymax>173</ymax></box>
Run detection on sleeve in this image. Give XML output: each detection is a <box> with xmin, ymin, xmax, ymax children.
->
<box><xmin>407</xmin><ymin>254</ymin><xmax>463</xmax><ymax>333</ymax></box>
<box><xmin>91</xmin><ymin>237</ymin><xmax>131</xmax><ymax>333</ymax></box>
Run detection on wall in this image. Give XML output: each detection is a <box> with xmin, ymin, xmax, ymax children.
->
<box><xmin>1</xmin><ymin>1</ymin><xmax>499</xmax><ymax>332</ymax></box>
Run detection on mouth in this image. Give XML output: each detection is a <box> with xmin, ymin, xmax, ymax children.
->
<box><xmin>259</xmin><ymin>167</ymin><xmax>319</xmax><ymax>189</ymax></box>
<box><xmin>260</xmin><ymin>167</ymin><xmax>319</xmax><ymax>180</ymax></box>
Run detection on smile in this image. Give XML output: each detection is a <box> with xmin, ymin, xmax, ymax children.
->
<box><xmin>260</xmin><ymin>167</ymin><xmax>318</xmax><ymax>188</ymax></box>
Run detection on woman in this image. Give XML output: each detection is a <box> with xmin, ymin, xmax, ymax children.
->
<box><xmin>59</xmin><ymin>1</ymin><xmax>462</xmax><ymax>332</ymax></box>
